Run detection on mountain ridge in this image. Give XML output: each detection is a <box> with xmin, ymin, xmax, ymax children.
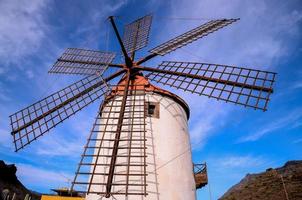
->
<box><xmin>0</xmin><ymin>160</ymin><xmax>40</xmax><ymax>200</ymax></box>
<box><xmin>220</xmin><ymin>160</ymin><xmax>302</xmax><ymax>200</ymax></box>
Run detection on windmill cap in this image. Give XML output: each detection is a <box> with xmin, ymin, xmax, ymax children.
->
<box><xmin>107</xmin><ymin>74</ymin><xmax>190</xmax><ymax>119</ymax></box>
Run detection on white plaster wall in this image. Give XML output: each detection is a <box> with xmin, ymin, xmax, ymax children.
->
<box><xmin>86</xmin><ymin>92</ymin><xmax>195</xmax><ymax>200</ymax></box>
<box><xmin>144</xmin><ymin>92</ymin><xmax>196</xmax><ymax>200</ymax></box>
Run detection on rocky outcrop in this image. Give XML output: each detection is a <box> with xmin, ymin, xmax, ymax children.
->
<box><xmin>0</xmin><ymin>160</ymin><xmax>40</xmax><ymax>200</ymax></box>
<box><xmin>220</xmin><ymin>160</ymin><xmax>302</xmax><ymax>200</ymax></box>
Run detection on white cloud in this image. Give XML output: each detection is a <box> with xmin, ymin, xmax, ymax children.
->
<box><xmin>0</xmin><ymin>81</ymin><xmax>11</xmax><ymax>101</ymax></box>
<box><xmin>205</xmin><ymin>154</ymin><xmax>269</xmax><ymax>199</ymax></box>
<box><xmin>217</xmin><ymin>155</ymin><xmax>266</xmax><ymax>169</ymax></box>
<box><xmin>187</xmin><ymin>98</ymin><xmax>231</xmax><ymax>149</ymax></box>
<box><xmin>32</xmin><ymin>110</ymin><xmax>95</xmax><ymax>157</ymax></box>
<box><xmin>148</xmin><ymin>1</ymin><xmax>301</xmax><ymax>88</ymax></box>
<box><xmin>0</xmin><ymin>67</ymin><xmax>5</xmax><ymax>75</ymax></box>
<box><xmin>0</xmin><ymin>128</ymin><xmax>11</xmax><ymax>148</ymax></box>
<box><xmin>293</xmin><ymin>138</ymin><xmax>302</xmax><ymax>144</ymax></box>
<box><xmin>69</xmin><ymin>0</ymin><xmax>127</xmax><ymax>49</ymax></box>
<box><xmin>239</xmin><ymin>107</ymin><xmax>302</xmax><ymax>142</ymax></box>
<box><xmin>16</xmin><ymin>163</ymin><xmax>73</xmax><ymax>191</ymax></box>
<box><xmin>292</xmin><ymin>81</ymin><xmax>302</xmax><ymax>90</ymax></box>
<box><xmin>0</xmin><ymin>0</ymin><xmax>49</xmax><ymax>66</ymax></box>
<box><xmin>25</xmin><ymin>70</ymin><xmax>34</xmax><ymax>79</ymax></box>
<box><xmin>35</xmin><ymin>132</ymin><xmax>87</xmax><ymax>157</ymax></box>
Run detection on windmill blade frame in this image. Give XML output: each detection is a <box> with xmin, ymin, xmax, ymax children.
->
<box><xmin>136</xmin><ymin>18</ymin><xmax>239</xmax><ymax>65</ymax></box>
<box><xmin>49</xmin><ymin>48</ymin><xmax>118</xmax><ymax>76</ymax></box>
<box><xmin>141</xmin><ymin>61</ymin><xmax>276</xmax><ymax>111</ymax></box>
<box><xmin>10</xmin><ymin>69</ymin><xmax>126</xmax><ymax>151</ymax></box>
<box><xmin>149</xmin><ymin>18</ymin><xmax>239</xmax><ymax>56</ymax></box>
<box><xmin>123</xmin><ymin>14</ymin><xmax>153</xmax><ymax>59</ymax></box>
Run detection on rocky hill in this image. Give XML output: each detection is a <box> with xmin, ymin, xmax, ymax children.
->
<box><xmin>220</xmin><ymin>160</ymin><xmax>302</xmax><ymax>200</ymax></box>
<box><xmin>0</xmin><ymin>160</ymin><xmax>40</xmax><ymax>200</ymax></box>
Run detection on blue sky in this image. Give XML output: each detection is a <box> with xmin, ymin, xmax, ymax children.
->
<box><xmin>0</xmin><ymin>0</ymin><xmax>301</xmax><ymax>199</ymax></box>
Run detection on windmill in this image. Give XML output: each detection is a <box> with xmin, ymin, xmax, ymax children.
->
<box><xmin>9</xmin><ymin>14</ymin><xmax>276</xmax><ymax>200</ymax></box>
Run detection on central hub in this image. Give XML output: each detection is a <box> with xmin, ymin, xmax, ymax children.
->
<box><xmin>125</xmin><ymin>56</ymin><xmax>133</xmax><ymax>68</ymax></box>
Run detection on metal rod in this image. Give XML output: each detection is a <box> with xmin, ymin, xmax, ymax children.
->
<box><xmin>57</xmin><ymin>58</ymin><xmax>124</xmax><ymax>68</ymax></box>
<box><xmin>105</xmin><ymin>70</ymin><xmax>131</xmax><ymax>197</ymax></box>
<box><xmin>139</xmin><ymin>66</ymin><xmax>273</xmax><ymax>93</ymax></box>
<box><xmin>108</xmin><ymin>16</ymin><xmax>132</xmax><ymax>68</ymax></box>
<box><xmin>136</xmin><ymin>53</ymin><xmax>158</xmax><ymax>65</ymax></box>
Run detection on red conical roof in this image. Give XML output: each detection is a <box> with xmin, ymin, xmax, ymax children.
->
<box><xmin>107</xmin><ymin>74</ymin><xmax>190</xmax><ymax>118</ymax></box>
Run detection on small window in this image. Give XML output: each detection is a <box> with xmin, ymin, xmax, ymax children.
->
<box><xmin>146</xmin><ymin>102</ymin><xmax>159</xmax><ymax>118</ymax></box>
<box><xmin>148</xmin><ymin>104</ymin><xmax>156</xmax><ymax>115</ymax></box>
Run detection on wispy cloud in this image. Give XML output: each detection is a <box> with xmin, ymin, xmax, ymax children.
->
<box><xmin>0</xmin><ymin>82</ymin><xmax>11</xmax><ymax>102</ymax></box>
<box><xmin>238</xmin><ymin>107</ymin><xmax>302</xmax><ymax>142</ymax></box>
<box><xmin>160</xmin><ymin>0</ymin><xmax>302</xmax><ymax>68</ymax></box>
<box><xmin>0</xmin><ymin>128</ymin><xmax>12</xmax><ymax>148</ymax></box>
<box><xmin>216</xmin><ymin>155</ymin><xmax>266</xmax><ymax>169</ymax></box>
<box><xmin>293</xmin><ymin>138</ymin><xmax>302</xmax><ymax>144</ymax></box>
<box><xmin>292</xmin><ymin>81</ymin><xmax>302</xmax><ymax>90</ymax></box>
<box><xmin>187</xmin><ymin>98</ymin><xmax>232</xmax><ymax>150</ymax></box>
<box><xmin>35</xmin><ymin>136</ymin><xmax>85</xmax><ymax>157</ymax></box>
<box><xmin>205</xmin><ymin>153</ymin><xmax>270</xmax><ymax>199</ymax></box>
<box><xmin>0</xmin><ymin>0</ymin><xmax>49</xmax><ymax>66</ymax></box>
<box><xmin>16</xmin><ymin>163</ymin><xmax>73</xmax><ymax>192</ymax></box>
<box><xmin>35</xmin><ymin>131</ymin><xmax>88</xmax><ymax>157</ymax></box>
<box><xmin>32</xmin><ymin>110</ymin><xmax>95</xmax><ymax>157</ymax></box>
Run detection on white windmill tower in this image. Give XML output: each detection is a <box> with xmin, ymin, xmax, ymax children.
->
<box><xmin>9</xmin><ymin>14</ymin><xmax>276</xmax><ymax>200</ymax></box>
<box><xmin>82</xmin><ymin>74</ymin><xmax>196</xmax><ymax>200</ymax></box>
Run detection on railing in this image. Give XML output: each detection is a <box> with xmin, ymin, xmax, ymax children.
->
<box><xmin>194</xmin><ymin>163</ymin><xmax>208</xmax><ymax>189</ymax></box>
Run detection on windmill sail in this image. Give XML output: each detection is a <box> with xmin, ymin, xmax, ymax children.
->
<box><xmin>49</xmin><ymin>48</ymin><xmax>116</xmax><ymax>76</ymax></box>
<box><xmin>123</xmin><ymin>14</ymin><xmax>153</xmax><ymax>57</ymax></box>
<box><xmin>10</xmin><ymin>75</ymin><xmax>110</xmax><ymax>151</ymax></box>
<box><xmin>149</xmin><ymin>18</ymin><xmax>239</xmax><ymax>56</ymax></box>
<box><xmin>72</xmin><ymin>82</ymin><xmax>147</xmax><ymax>197</ymax></box>
<box><xmin>144</xmin><ymin>61</ymin><xmax>276</xmax><ymax>111</ymax></box>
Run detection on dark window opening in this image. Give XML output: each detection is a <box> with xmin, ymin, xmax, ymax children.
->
<box><xmin>148</xmin><ymin>104</ymin><xmax>156</xmax><ymax>115</ymax></box>
<box><xmin>146</xmin><ymin>102</ymin><xmax>159</xmax><ymax>118</ymax></box>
